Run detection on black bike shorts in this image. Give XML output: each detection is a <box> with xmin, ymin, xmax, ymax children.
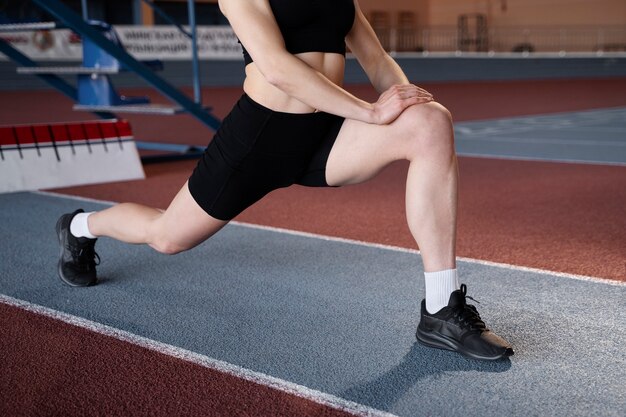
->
<box><xmin>188</xmin><ymin>93</ymin><xmax>345</xmax><ymax>220</ymax></box>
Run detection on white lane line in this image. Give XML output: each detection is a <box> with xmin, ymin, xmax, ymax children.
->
<box><xmin>0</xmin><ymin>294</ymin><xmax>398</xmax><ymax>417</ymax></box>
<box><xmin>454</xmin><ymin>106</ymin><xmax>626</xmax><ymax>126</ymax></box>
<box><xmin>455</xmin><ymin>153</ymin><xmax>626</xmax><ymax>167</ymax></box>
<box><xmin>555</xmin><ymin>127</ymin><xmax>626</xmax><ymax>133</ymax></box>
<box><xmin>36</xmin><ymin>190</ymin><xmax>626</xmax><ymax>287</ymax></box>
<box><xmin>457</xmin><ymin>136</ymin><xmax>625</xmax><ymax>146</ymax></box>
<box><xmin>454</xmin><ymin>107</ymin><xmax>626</xmax><ymax>137</ymax></box>
<box><xmin>36</xmin><ymin>190</ymin><xmax>119</xmax><ymax>206</ymax></box>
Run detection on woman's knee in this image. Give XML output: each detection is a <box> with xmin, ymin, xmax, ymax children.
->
<box><xmin>395</xmin><ymin>101</ymin><xmax>455</xmax><ymax>159</ymax></box>
<box><xmin>149</xmin><ymin>221</ymin><xmax>196</xmax><ymax>255</ymax></box>
<box><xmin>149</xmin><ymin>236</ymin><xmax>190</xmax><ymax>255</ymax></box>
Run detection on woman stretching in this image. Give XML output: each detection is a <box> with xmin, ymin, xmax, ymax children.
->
<box><xmin>56</xmin><ymin>0</ymin><xmax>513</xmax><ymax>360</ymax></box>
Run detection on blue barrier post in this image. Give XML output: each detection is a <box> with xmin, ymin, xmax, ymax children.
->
<box><xmin>188</xmin><ymin>0</ymin><xmax>202</xmax><ymax>105</ymax></box>
<box><xmin>81</xmin><ymin>0</ymin><xmax>89</xmax><ymax>20</ymax></box>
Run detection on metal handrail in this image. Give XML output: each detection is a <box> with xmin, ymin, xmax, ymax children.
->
<box><xmin>186</xmin><ymin>0</ymin><xmax>201</xmax><ymax>106</ymax></box>
<box><xmin>139</xmin><ymin>0</ymin><xmax>192</xmax><ymax>39</ymax></box>
<box><xmin>138</xmin><ymin>0</ymin><xmax>201</xmax><ymax>104</ymax></box>
<box><xmin>81</xmin><ymin>0</ymin><xmax>202</xmax><ymax>105</ymax></box>
<box><xmin>80</xmin><ymin>0</ymin><xmax>89</xmax><ymax>20</ymax></box>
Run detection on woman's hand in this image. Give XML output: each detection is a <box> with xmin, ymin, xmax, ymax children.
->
<box><xmin>371</xmin><ymin>84</ymin><xmax>433</xmax><ymax>125</ymax></box>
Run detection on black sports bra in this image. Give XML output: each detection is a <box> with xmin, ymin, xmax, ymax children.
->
<box><xmin>240</xmin><ymin>0</ymin><xmax>356</xmax><ymax>66</ymax></box>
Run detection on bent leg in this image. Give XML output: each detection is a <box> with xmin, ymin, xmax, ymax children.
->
<box><xmin>325</xmin><ymin>102</ymin><xmax>457</xmax><ymax>272</ymax></box>
<box><xmin>326</xmin><ymin>102</ymin><xmax>513</xmax><ymax>356</ymax></box>
<box><xmin>88</xmin><ymin>181</ymin><xmax>227</xmax><ymax>254</ymax></box>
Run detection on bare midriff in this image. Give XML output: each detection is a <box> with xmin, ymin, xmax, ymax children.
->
<box><xmin>242</xmin><ymin>52</ymin><xmax>345</xmax><ymax>114</ymax></box>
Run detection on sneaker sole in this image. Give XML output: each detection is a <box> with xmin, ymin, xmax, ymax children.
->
<box><xmin>56</xmin><ymin>215</ymin><xmax>96</xmax><ymax>288</ymax></box>
<box><xmin>416</xmin><ymin>327</ymin><xmax>513</xmax><ymax>361</ymax></box>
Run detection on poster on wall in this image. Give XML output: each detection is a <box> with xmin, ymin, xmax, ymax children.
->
<box><xmin>0</xmin><ymin>29</ymin><xmax>83</xmax><ymax>60</ymax></box>
<box><xmin>117</xmin><ymin>26</ymin><xmax>242</xmax><ymax>60</ymax></box>
<box><xmin>0</xmin><ymin>26</ymin><xmax>242</xmax><ymax>61</ymax></box>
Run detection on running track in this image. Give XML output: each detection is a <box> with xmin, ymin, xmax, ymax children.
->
<box><xmin>1</xmin><ymin>78</ymin><xmax>625</xmax><ymax>416</ymax></box>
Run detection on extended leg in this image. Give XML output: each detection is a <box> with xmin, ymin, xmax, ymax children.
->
<box><xmin>88</xmin><ymin>181</ymin><xmax>228</xmax><ymax>254</ymax></box>
<box><xmin>57</xmin><ymin>181</ymin><xmax>227</xmax><ymax>286</ymax></box>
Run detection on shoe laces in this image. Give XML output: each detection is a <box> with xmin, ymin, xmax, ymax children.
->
<box><xmin>70</xmin><ymin>241</ymin><xmax>100</xmax><ymax>271</ymax></box>
<box><xmin>453</xmin><ymin>284</ymin><xmax>487</xmax><ymax>331</ymax></box>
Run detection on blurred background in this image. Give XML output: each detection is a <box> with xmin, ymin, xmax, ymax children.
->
<box><xmin>2</xmin><ymin>0</ymin><xmax>625</xmax><ymax>54</ymax></box>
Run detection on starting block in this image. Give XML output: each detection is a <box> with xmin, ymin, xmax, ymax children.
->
<box><xmin>0</xmin><ymin>119</ymin><xmax>145</xmax><ymax>193</ymax></box>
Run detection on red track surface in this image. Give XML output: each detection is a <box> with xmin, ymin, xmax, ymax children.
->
<box><xmin>3</xmin><ymin>78</ymin><xmax>626</xmax><ymax>145</ymax></box>
<box><xmin>1</xmin><ymin>78</ymin><xmax>625</xmax><ymax>416</ymax></box>
<box><xmin>0</xmin><ymin>303</ymin><xmax>354</xmax><ymax>417</ymax></box>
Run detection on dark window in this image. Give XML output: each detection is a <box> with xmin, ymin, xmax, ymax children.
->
<box><xmin>0</xmin><ymin>0</ymin><xmax>134</xmax><ymax>25</ymax></box>
<box><xmin>0</xmin><ymin>0</ymin><xmax>79</xmax><ymax>23</ymax></box>
<box><xmin>153</xmin><ymin>1</ymin><xmax>228</xmax><ymax>26</ymax></box>
<box><xmin>0</xmin><ymin>0</ymin><xmax>224</xmax><ymax>25</ymax></box>
<box><xmin>102</xmin><ymin>0</ymin><xmax>134</xmax><ymax>25</ymax></box>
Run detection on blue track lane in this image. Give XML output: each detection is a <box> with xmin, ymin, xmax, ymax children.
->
<box><xmin>1</xmin><ymin>192</ymin><xmax>625</xmax><ymax>417</ymax></box>
<box><xmin>455</xmin><ymin>107</ymin><xmax>626</xmax><ymax>165</ymax></box>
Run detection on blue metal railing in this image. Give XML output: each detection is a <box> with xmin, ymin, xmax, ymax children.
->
<box><xmin>139</xmin><ymin>0</ymin><xmax>192</xmax><ymax>37</ymax></box>
<box><xmin>137</xmin><ymin>0</ymin><xmax>202</xmax><ymax>105</ymax></box>
<box><xmin>31</xmin><ymin>0</ymin><xmax>219</xmax><ymax>130</ymax></box>
<box><xmin>80</xmin><ymin>0</ymin><xmax>89</xmax><ymax>20</ymax></box>
<box><xmin>186</xmin><ymin>0</ymin><xmax>202</xmax><ymax>105</ymax></box>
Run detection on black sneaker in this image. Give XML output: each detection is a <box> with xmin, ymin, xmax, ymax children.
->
<box><xmin>55</xmin><ymin>209</ymin><xmax>99</xmax><ymax>287</ymax></box>
<box><xmin>416</xmin><ymin>284</ymin><xmax>513</xmax><ymax>360</ymax></box>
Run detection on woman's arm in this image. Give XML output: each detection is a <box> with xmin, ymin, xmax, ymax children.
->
<box><xmin>346</xmin><ymin>1</ymin><xmax>411</xmax><ymax>93</ymax></box>
<box><xmin>219</xmin><ymin>0</ymin><xmax>429</xmax><ymax>124</ymax></box>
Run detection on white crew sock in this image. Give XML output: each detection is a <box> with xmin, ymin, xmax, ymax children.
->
<box><xmin>69</xmin><ymin>212</ymin><xmax>97</xmax><ymax>239</ymax></box>
<box><xmin>424</xmin><ymin>269</ymin><xmax>460</xmax><ymax>314</ymax></box>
